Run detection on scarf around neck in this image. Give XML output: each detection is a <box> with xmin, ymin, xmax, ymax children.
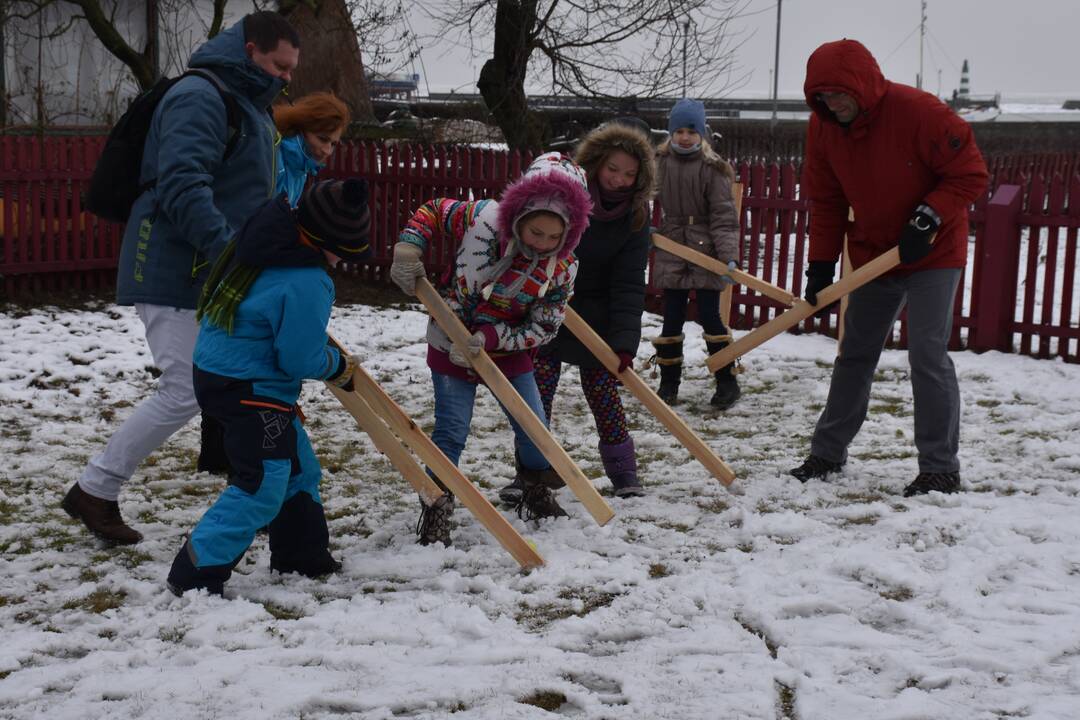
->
<box><xmin>588</xmin><ymin>179</ymin><xmax>634</xmax><ymax>222</ymax></box>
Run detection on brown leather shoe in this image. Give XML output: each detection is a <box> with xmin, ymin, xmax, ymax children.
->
<box><xmin>61</xmin><ymin>483</ymin><xmax>143</xmax><ymax>545</ymax></box>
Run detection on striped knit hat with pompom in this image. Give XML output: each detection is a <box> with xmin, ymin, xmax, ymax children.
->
<box><xmin>296</xmin><ymin>178</ymin><xmax>372</xmax><ymax>259</ymax></box>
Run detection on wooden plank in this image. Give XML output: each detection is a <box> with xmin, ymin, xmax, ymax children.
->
<box><xmin>414</xmin><ymin>278</ymin><xmax>615</xmax><ymax>526</ymax></box>
<box><xmin>345</xmin><ymin>361</ymin><xmax>545</xmax><ymax>569</ymax></box>
<box><xmin>563</xmin><ymin>308</ymin><xmax>735</xmax><ymax>485</ymax></box>
<box><xmin>324</xmin><ymin>381</ymin><xmax>445</xmax><ymax>505</ymax></box>
<box><xmin>707</xmin><ymin>246</ymin><xmax>906</xmax><ymax>372</ymax></box>
<box><xmin>652</xmin><ymin>233</ymin><xmax>795</xmax><ymax>306</ymax></box>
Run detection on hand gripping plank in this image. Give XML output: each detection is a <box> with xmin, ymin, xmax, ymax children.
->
<box><xmin>415</xmin><ymin>278</ymin><xmax>615</xmax><ymax>526</ymax></box>
<box><xmin>652</xmin><ymin>233</ymin><xmax>795</xmax><ymax>307</ymax></box>
<box><xmin>563</xmin><ymin>308</ymin><xmax>736</xmax><ymax>486</ymax></box>
<box><xmin>706</xmin><ymin>246</ymin><xmax>903</xmax><ymax>372</ymax></box>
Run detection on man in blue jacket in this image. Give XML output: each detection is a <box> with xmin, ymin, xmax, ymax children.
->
<box><xmin>63</xmin><ymin>11</ymin><xmax>300</xmax><ymax>544</ymax></box>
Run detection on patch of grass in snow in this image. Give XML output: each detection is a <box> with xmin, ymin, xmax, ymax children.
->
<box><xmin>735</xmin><ymin>614</ymin><xmax>779</xmax><ymax>658</ymax></box>
<box><xmin>113</xmin><ymin>548</ymin><xmax>154</xmax><ymax>570</ymax></box>
<box><xmin>776</xmin><ymin>680</ymin><xmax>798</xmax><ymax>720</ymax></box>
<box><xmin>742</xmin><ymin>380</ymin><xmax>777</xmax><ymax>396</ymax></box>
<box><xmin>158</xmin><ymin>626</ymin><xmax>187</xmax><ymax>643</ymax></box>
<box><xmin>653</xmin><ymin>519</ymin><xmax>693</xmax><ymax>533</ymax></box>
<box><xmin>648</xmin><ymin>563</ymin><xmax>671</xmax><ymax>578</ymax></box>
<box><xmin>0</xmin><ymin>594</ymin><xmax>26</xmax><ymax>608</ymax></box>
<box><xmin>515</xmin><ymin>588</ymin><xmax>620</xmax><ymax>631</ymax></box>
<box><xmin>976</xmin><ymin>398</ymin><xmax>1001</xmax><ymax>408</ymax></box>
<box><xmin>869</xmin><ymin>399</ymin><xmax>909</xmax><ymax>416</ymax></box>
<box><xmin>78</xmin><ymin>567</ymin><xmax>105</xmax><ymax>583</ymax></box>
<box><xmin>517</xmin><ymin>690</ymin><xmax>567</xmax><ymax>712</ymax></box>
<box><xmin>879</xmin><ymin>586</ymin><xmax>914</xmax><ymax>601</ymax></box>
<box><xmin>62</xmin><ymin>587</ymin><xmax>127</xmax><ymax>613</ymax></box>
<box><xmin>696</xmin><ymin>496</ymin><xmax>730</xmax><ymax>513</ymax></box>
<box><xmin>261</xmin><ymin>601</ymin><xmax>305</xmax><ymax>621</ymax></box>
<box><xmin>840</xmin><ymin>515</ymin><xmax>880</xmax><ymax>527</ymax></box>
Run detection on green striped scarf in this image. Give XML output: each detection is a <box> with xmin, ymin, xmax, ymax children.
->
<box><xmin>196</xmin><ymin>239</ymin><xmax>262</xmax><ymax>335</ymax></box>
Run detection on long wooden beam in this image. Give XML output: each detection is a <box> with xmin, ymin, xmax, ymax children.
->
<box><xmin>415</xmin><ymin>278</ymin><xmax>615</xmax><ymax>526</ymax></box>
<box><xmin>324</xmin><ymin>381</ymin><xmax>445</xmax><ymax>506</ymax></box>
<box><xmin>706</xmin><ymin>247</ymin><xmax>902</xmax><ymax>372</ymax></box>
<box><xmin>348</xmin><ymin>364</ymin><xmax>545</xmax><ymax>569</ymax></box>
<box><xmin>652</xmin><ymin>233</ymin><xmax>795</xmax><ymax>307</ymax></box>
<box><xmin>563</xmin><ymin>308</ymin><xmax>736</xmax><ymax>486</ymax></box>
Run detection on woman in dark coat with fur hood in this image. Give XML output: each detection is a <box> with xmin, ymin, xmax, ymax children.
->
<box><xmin>500</xmin><ymin>120</ymin><xmax>657</xmax><ymax>502</ymax></box>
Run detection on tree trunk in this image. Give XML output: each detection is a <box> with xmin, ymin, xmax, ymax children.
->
<box><xmin>477</xmin><ymin>0</ymin><xmax>546</xmax><ymax>150</ymax></box>
<box><xmin>278</xmin><ymin>0</ymin><xmax>374</xmax><ymax>122</ymax></box>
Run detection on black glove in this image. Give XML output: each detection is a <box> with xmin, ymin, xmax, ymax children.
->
<box><xmin>898</xmin><ymin>204</ymin><xmax>940</xmax><ymax>264</ymax></box>
<box><xmin>804</xmin><ymin>261</ymin><xmax>836</xmax><ymax>306</ymax></box>
<box><xmin>327</xmin><ymin>351</ymin><xmax>357</xmax><ymax>392</ymax></box>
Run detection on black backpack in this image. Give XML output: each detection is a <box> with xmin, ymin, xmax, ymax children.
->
<box><xmin>86</xmin><ymin>69</ymin><xmax>242</xmax><ymax>223</ymax></box>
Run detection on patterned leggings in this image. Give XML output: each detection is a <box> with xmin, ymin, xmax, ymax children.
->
<box><xmin>534</xmin><ymin>353</ymin><xmax>629</xmax><ymax>445</ymax></box>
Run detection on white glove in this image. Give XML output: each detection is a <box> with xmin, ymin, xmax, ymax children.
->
<box><xmin>449</xmin><ymin>331</ymin><xmax>487</xmax><ymax>368</ymax></box>
<box><xmin>390</xmin><ymin>242</ymin><xmax>425</xmax><ymax>296</ymax></box>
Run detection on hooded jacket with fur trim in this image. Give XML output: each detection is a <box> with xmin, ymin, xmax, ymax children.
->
<box><xmin>653</xmin><ymin>140</ymin><xmax>739</xmax><ymax>290</ymax></box>
<box><xmin>398</xmin><ymin>153</ymin><xmax>591</xmax><ymax>380</ymax></box>
<box><xmin>802</xmin><ymin>39</ymin><xmax>988</xmax><ymax>272</ymax></box>
<box><xmin>544</xmin><ymin>122</ymin><xmax>658</xmax><ymax>367</ymax></box>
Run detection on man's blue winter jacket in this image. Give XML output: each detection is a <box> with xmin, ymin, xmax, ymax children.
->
<box><xmin>116</xmin><ymin>20</ymin><xmax>285</xmax><ymax>309</ymax></box>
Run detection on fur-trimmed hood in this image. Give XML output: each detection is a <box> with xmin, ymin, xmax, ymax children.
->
<box><xmin>657</xmin><ymin>139</ymin><xmax>735</xmax><ymax>182</ymax></box>
<box><xmin>496</xmin><ymin>152</ymin><xmax>592</xmax><ymax>260</ymax></box>
<box><xmin>574</xmin><ymin>122</ymin><xmax>658</xmax><ymax>215</ymax></box>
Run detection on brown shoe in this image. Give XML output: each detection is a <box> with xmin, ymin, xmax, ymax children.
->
<box><xmin>61</xmin><ymin>483</ymin><xmax>143</xmax><ymax>545</ymax></box>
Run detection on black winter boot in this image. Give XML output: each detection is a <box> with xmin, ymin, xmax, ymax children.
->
<box><xmin>497</xmin><ymin>451</ymin><xmax>526</xmax><ymax>506</ymax></box>
<box><xmin>789</xmin><ymin>454</ymin><xmax>845</xmax><ymax>482</ymax></box>
<box><xmin>268</xmin><ymin>491</ymin><xmax>341</xmax><ymax>577</ymax></box>
<box><xmin>515</xmin><ymin>468</ymin><xmax>568</xmax><ymax>521</ymax></box>
<box><xmin>416</xmin><ymin>494</ymin><xmax>455</xmax><ymax>546</ymax></box>
<box><xmin>704</xmin><ymin>333</ymin><xmax>741</xmax><ymax>410</ymax></box>
<box><xmin>903</xmin><ymin>472</ymin><xmax>961</xmax><ymax>497</ymax></box>
<box><xmin>650</xmin><ymin>334</ymin><xmax>684</xmax><ymax>405</ymax></box>
<box><xmin>196</xmin><ymin>412</ymin><xmax>232</xmax><ymax>475</ymax></box>
<box><xmin>166</xmin><ymin>541</ymin><xmax>229</xmax><ymax>597</ymax></box>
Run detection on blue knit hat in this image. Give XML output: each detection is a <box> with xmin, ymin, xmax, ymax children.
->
<box><xmin>667</xmin><ymin>98</ymin><xmax>707</xmax><ymax>137</ymax></box>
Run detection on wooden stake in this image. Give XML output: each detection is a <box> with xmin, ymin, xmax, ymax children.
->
<box><xmin>652</xmin><ymin>233</ymin><xmax>795</xmax><ymax>307</ymax></box>
<box><xmin>324</xmin><ymin>381</ymin><xmax>445</xmax><ymax>505</ymax></box>
<box><xmin>706</xmin><ymin>247</ymin><xmax>903</xmax><ymax>372</ymax></box>
<box><xmin>414</xmin><ymin>278</ymin><xmax>615</xmax><ymax>526</ymax></box>
<box><xmin>348</xmin><ymin>364</ymin><xmax>545</xmax><ymax>569</ymax></box>
<box><xmin>563</xmin><ymin>308</ymin><xmax>736</xmax><ymax>486</ymax></box>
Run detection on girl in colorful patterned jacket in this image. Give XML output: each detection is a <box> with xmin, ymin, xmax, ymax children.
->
<box><xmin>389</xmin><ymin>153</ymin><xmax>592</xmax><ymax>546</ymax></box>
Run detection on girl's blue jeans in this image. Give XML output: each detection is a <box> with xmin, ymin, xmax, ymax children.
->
<box><xmin>430</xmin><ymin>370</ymin><xmax>550</xmax><ymax>472</ymax></box>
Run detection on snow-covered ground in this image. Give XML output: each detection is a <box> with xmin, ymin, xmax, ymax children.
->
<box><xmin>2</xmin><ymin>300</ymin><xmax>1079</xmax><ymax>720</ymax></box>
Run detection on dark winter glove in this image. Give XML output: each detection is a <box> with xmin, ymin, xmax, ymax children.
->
<box><xmin>390</xmin><ymin>242</ymin><xmax>425</xmax><ymax>296</ymax></box>
<box><xmin>718</xmin><ymin>260</ymin><xmax>739</xmax><ymax>289</ymax></box>
<box><xmin>449</xmin><ymin>330</ymin><xmax>488</xmax><ymax>368</ymax></box>
<box><xmin>327</xmin><ymin>352</ymin><xmax>357</xmax><ymax>392</ymax></box>
<box><xmin>615</xmin><ymin>351</ymin><xmax>635</xmax><ymax>373</ymax></box>
<box><xmin>898</xmin><ymin>204</ymin><xmax>940</xmax><ymax>265</ymax></box>
<box><xmin>804</xmin><ymin>261</ymin><xmax>836</xmax><ymax>306</ymax></box>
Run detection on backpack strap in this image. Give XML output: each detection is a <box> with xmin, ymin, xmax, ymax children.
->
<box><xmin>182</xmin><ymin>68</ymin><xmax>242</xmax><ymax>160</ymax></box>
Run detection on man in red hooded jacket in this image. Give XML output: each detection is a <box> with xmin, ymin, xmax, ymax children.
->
<box><xmin>789</xmin><ymin>39</ymin><xmax>988</xmax><ymax>497</ymax></box>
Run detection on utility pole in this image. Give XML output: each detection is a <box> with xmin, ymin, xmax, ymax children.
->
<box><xmin>682</xmin><ymin>19</ymin><xmax>690</xmax><ymax>97</ymax></box>
<box><xmin>917</xmin><ymin>0</ymin><xmax>926</xmax><ymax>90</ymax></box>
<box><xmin>770</xmin><ymin>0</ymin><xmax>782</xmax><ymax>130</ymax></box>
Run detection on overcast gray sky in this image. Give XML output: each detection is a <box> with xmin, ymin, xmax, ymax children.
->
<box><xmin>407</xmin><ymin>0</ymin><xmax>1078</xmax><ymax>102</ymax></box>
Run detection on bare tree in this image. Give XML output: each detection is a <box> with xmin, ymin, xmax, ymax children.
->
<box><xmin>427</xmin><ymin>0</ymin><xmax>752</xmax><ymax>149</ymax></box>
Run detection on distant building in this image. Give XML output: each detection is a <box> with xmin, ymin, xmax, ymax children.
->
<box><xmin>368</xmin><ymin>72</ymin><xmax>420</xmax><ymax>100</ymax></box>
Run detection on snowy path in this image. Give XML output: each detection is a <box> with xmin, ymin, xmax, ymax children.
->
<box><xmin>1</xmin><ymin>302</ymin><xmax>1079</xmax><ymax>720</ymax></box>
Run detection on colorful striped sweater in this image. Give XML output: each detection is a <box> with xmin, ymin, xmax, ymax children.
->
<box><xmin>399</xmin><ymin>198</ymin><xmax>578</xmax><ymax>379</ymax></box>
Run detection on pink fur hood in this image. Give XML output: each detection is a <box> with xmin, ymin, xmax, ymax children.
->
<box><xmin>496</xmin><ymin>152</ymin><xmax>592</xmax><ymax>260</ymax></box>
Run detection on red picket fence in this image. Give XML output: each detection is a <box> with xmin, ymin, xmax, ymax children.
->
<box><xmin>1</xmin><ymin>136</ymin><xmax>1077</xmax><ymax>363</ymax></box>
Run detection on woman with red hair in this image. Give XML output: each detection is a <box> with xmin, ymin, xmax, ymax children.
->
<box><xmin>274</xmin><ymin>92</ymin><xmax>350</xmax><ymax>206</ymax></box>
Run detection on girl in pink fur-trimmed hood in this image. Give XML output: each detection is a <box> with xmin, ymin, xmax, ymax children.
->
<box><xmin>390</xmin><ymin>152</ymin><xmax>592</xmax><ymax>545</ymax></box>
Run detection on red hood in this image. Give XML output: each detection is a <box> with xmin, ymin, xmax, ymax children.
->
<box><xmin>803</xmin><ymin>39</ymin><xmax>889</xmax><ymax>125</ymax></box>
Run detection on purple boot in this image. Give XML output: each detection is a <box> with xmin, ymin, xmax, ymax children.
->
<box><xmin>599</xmin><ymin>438</ymin><xmax>645</xmax><ymax>498</ymax></box>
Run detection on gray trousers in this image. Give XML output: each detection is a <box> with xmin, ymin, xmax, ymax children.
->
<box><xmin>810</xmin><ymin>268</ymin><xmax>962</xmax><ymax>474</ymax></box>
